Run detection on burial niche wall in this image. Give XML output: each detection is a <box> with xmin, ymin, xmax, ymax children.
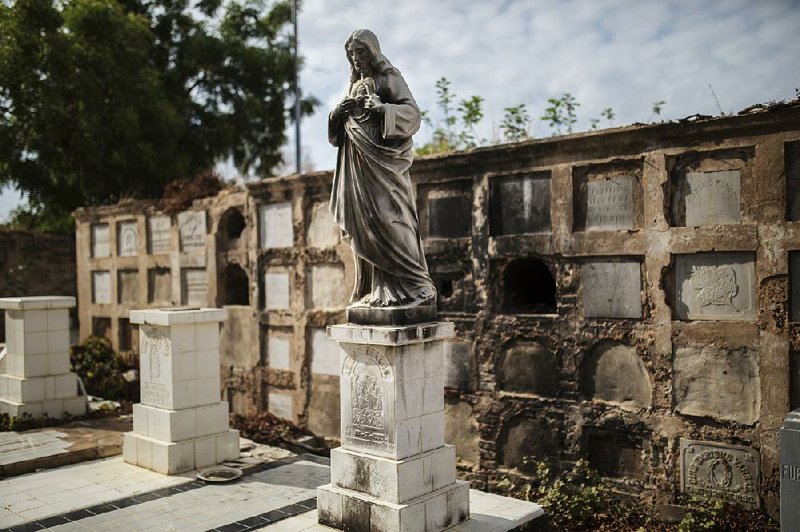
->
<box><xmin>498</xmin><ymin>258</ymin><xmax>556</xmax><ymax>314</ymax></box>
<box><xmin>497</xmin><ymin>416</ymin><xmax>557</xmax><ymax>474</ymax></box>
<box><xmin>673</xmin><ymin>252</ymin><xmax>756</xmax><ymax>321</ymax></box>
<box><xmin>490</xmin><ymin>172</ymin><xmax>551</xmax><ymax>236</ymax></box>
<box><xmin>217</xmin><ymin>207</ymin><xmax>246</xmax><ymax>250</ymax></box>
<box><xmin>419</xmin><ymin>182</ymin><xmax>472</xmax><ymax>239</ymax></box>
<box><xmin>220</xmin><ymin>263</ymin><xmax>249</xmax><ymax>306</ymax></box>
<box><xmin>117</xmin><ymin>270</ymin><xmax>139</xmax><ymax>305</ymax></box>
<box><xmin>572</xmin><ymin>161</ymin><xmax>642</xmax><ymax>232</ymax></box>
<box><xmin>586</xmin><ymin>429</ymin><xmax>645</xmax><ymax>479</ymax></box>
<box><xmin>582</xmin><ymin>260</ymin><xmax>642</xmax><ymax>318</ymax></box>
<box><xmin>792</xmin><ymin>351</ymin><xmax>800</xmax><ymax>411</ymax></box>
<box><xmin>147</xmin><ymin>268</ymin><xmax>171</xmax><ymax>304</ymax></box>
<box><xmin>786</xmin><ymin>141</ymin><xmax>800</xmax><ymax>220</ymax></box>
<box><xmin>790</xmin><ymin>251</ymin><xmax>800</xmax><ymax>322</ymax></box>
<box><xmin>580</xmin><ymin>341</ymin><xmax>651</xmax><ymax>409</ymax></box>
<box><xmin>496</xmin><ymin>341</ymin><xmax>557</xmax><ymax>396</ymax></box>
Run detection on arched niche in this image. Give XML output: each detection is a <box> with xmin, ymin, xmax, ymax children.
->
<box><xmin>500</xmin><ymin>258</ymin><xmax>556</xmax><ymax>313</ymax></box>
<box><xmin>497</xmin><ymin>416</ymin><xmax>557</xmax><ymax>474</ymax></box>
<box><xmin>220</xmin><ymin>263</ymin><xmax>250</xmax><ymax>306</ymax></box>
<box><xmin>580</xmin><ymin>341</ymin><xmax>652</xmax><ymax>409</ymax></box>
<box><xmin>496</xmin><ymin>342</ymin><xmax>557</xmax><ymax>397</ymax></box>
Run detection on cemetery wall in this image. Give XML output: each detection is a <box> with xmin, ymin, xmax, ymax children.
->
<box><xmin>0</xmin><ymin>229</ymin><xmax>77</xmax><ymax>343</ymax></box>
<box><xmin>73</xmin><ymin>103</ymin><xmax>800</xmax><ymax>515</ymax></box>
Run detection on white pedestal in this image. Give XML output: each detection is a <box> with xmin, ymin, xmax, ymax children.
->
<box><xmin>123</xmin><ymin>308</ymin><xmax>239</xmax><ymax>474</ymax></box>
<box><xmin>318</xmin><ymin>322</ymin><xmax>470</xmax><ymax>531</ymax></box>
<box><xmin>0</xmin><ymin>297</ymin><xmax>85</xmax><ymax>419</ymax></box>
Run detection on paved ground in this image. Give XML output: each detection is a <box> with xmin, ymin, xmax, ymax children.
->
<box><xmin>0</xmin><ymin>426</ymin><xmax>543</xmax><ymax>531</ymax></box>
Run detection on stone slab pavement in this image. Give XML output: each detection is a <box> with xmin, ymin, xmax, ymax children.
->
<box><xmin>0</xmin><ymin>447</ymin><xmax>543</xmax><ymax>531</ymax></box>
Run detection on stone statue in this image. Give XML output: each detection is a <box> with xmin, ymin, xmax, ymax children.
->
<box><xmin>329</xmin><ymin>29</ymin><xmax>436</xmax><ymax>317</ymax></box>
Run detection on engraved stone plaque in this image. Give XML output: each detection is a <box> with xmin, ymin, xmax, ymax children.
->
<box><xmin>91</xmin><ymin>224</ymin><xmax>110</xmax><ymax>258</ymax></box>
<box><xmin>582</xmin><ymin>261</ymin><xmax>642</xmax><ymax>318</ymax></box>
<box><xmin>341</xmin><ymin>345</ymin><xmax>395</xmax><ymax>454</ymax></box>
<box><xmin>139</xmin><ymin>325</ymin><xmax>172</xmax><ymax>409</ymax></box>
<box><xmin>92</xmin><ymin>271</ymin><xmax>112</xmax><ymax>304</ymax></box>
<box><xmin>680</xmin><ymin>439</ymin><xmax>759</xmax><ymax>509</ymax></box>
<box><xmin>148</xmin><ymin>216</ymin><xmax>171</xmax><ymax>254</ymax></box>
<box><xmin>585</xmin><ymin>176</ymin><xmax>634</xmax><ymax>231</ymax></box>
<box><xmin>490</xmin><ymin>173</ymin><xmax>551</xmax><ymax>236</ymax></box>
<box><xmin>311</xmin><ymin>328</ymin><xmax>340</xmax><ymax>376</ymax></box>
<box><xmin>178</xmin><ymin>211</ymin><xmax>207</xmax><ymax>251</ymax></box>
<box><xmin>674</xmin><ymin>252</ymin><xmax>756</xmax><ymax>320</ymax></box>
<box><xmin>268</xmin><ymin>393</ymin><xmax>293</xmax><ymax>419</ymax></box>
<box><xmin>267</xmin><ymin>334</ymin><xmax>291</xmax><ymax>370</ymax></box>
<box><xmin>259</xmin><ymin>202</ymin><xmax>294</xmax><ymax>248</ymax></box>
<box><xmin>118</xmin><ymin>221</ymin><xmax>138</xmax><ymax>256</ymax></box>
<box><xmin>684</xmin><ymin>171</ymin><xmax>741</xmax><ymax>227</ymax></box>
<box><xmin>181</xmin><ymin>268</ymin><xmax>207</xmax><ymax>306</ymax></box>
<box><xmin>264</xmin><ymin>271</ymin><xmax>290</xmax><ymax>310</ymax></box>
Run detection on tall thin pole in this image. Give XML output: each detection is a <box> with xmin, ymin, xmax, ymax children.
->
<box><xmin>292</xmin><ymin>0</ymin><xmax>301</xmax><ymax>174</ymax></box>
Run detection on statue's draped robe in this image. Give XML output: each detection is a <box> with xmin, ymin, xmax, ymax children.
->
<box><xmin>329</xmin><ymin>71</ymin><xmax>435</xmax><ymax>306</ymax></box>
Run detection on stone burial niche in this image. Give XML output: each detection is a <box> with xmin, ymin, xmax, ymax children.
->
<box><xmin>495</xmin><ymin>257</ymin><xmax>557</xmax><ymax>314</ymax></box>
<box><xmin>572</xmin><ymin>160</ymin><xmax>643</xmax><ymax>232</ymax></box>
<box><xmin>489</xmin><ymin>172</ymin><xmax>551</xmax><ymax>236</ymax></box>
<box><xmin>417</xmin><ymin>181</ymin><xmax>473</xmax><ymax>239</ymax></box>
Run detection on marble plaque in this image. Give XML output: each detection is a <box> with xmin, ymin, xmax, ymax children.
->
<box><xmin>680</xmin><ymin>439</ymin><xmax>759</xmax><ymax>509</ymax></box>
<box><xmin>118</xmin><ymin>221</ymin><xmax>138</xmax><ymax>256</ymax></box>
<box><xmin>787</xmin><ymin>143</ymin><xmax>800</xmax><ymax>220</ymax></box>
<box><xmin>265</xmin><ymin>272</ymin><xmax>290</xmax><ymax>310</ymax></box>
<box><xmin>91</xmin><ymin>224</ymin><xmax>111</xmax><ymax>258</ymax></box>
<box><xmin>118</xmin><ymin>270</ymin><xmax>139</xmax><ymax>304</ymax></box>
<box><xmin>674</xmin><ymin>252</ymin><xmax>756</xmax><ymax>320</ymax></box>
<box><xmin>92</xmin><ymin>271</ymin><xmax>112</xmax><ymax>304</ymax></box>
<box><xmin>429</xmin><ymin>194</ymin><xmax>471</xmax><ymax>238</ymax></box>
<box><xmin>585</xmin><ymin>176</ymin><xmax>634</xmax><ymax>231</ymax></box>
<box><xmin>307</xmin><ymin>202</ymin><xmax>339</xmax><ymax>248</ymax></box>
<box><xmin>582</xmin><ymin>261</ymin><xmax>642</xmax><ymax>318</ymax></box>
<box><xmin>341</xmin><ymin>345</ymin><xmax>395</xmax><ymax>454</ymax></box>
<box><xmin>684</xmin><ymin>171</ymin><xmax>741</xmax><ymax>227</ymax></box>
<box><xmin>181</xmin><ymin>268</ymin><xmax>208</xmax><ymax>306</ymax></box>
<box><xmin>267</xmin><ymin>334</ymin><xmax>291</xmax><ymax>370</ymax></box>
<box><xmin>490</xmin><ymin>173</ymin><xmax>551</xmax><ymax>236</ymax></box>
<box><xmin>178</xmin><ymin>211</ymin><xmax>207</xmax><ymax>251</ymax></box>
<box><xmin>148</xmin><ymin>216</ymin><xmax>171</xmax><ymax>254</ymax></box>
<box><xmin>268</xmin><ymin>393</ymin><xmax>293</xmax><ymax>420</ymax></box>
<box><xmin>139</xmin><ymin>325</ymin><xmax>173</xmax><ymax>409</ymax></box>
<box><xmin>308</xmin><ymin>264</ymin><xmax>347</xmax><ymax>309</ymax></box>
<box><xmin>259</xmin><ymin>202</ymin><xmax>294</xmax><ymax>249</ymax></box>
<box><xmin>790</xmin><ymin>252</ymin><xmax>800</xmax><ymax>322</ymax></box>
<box><xmin>311</xmin><ymin>328</ymin><xmax>340</xmax><ymax>376</ymax></box>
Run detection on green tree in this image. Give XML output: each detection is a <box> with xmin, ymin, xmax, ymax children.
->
<box><xmin>417</xmin><ymin>77</ymin><xmax>485</xmax><ymax>155</ymax></box>
<box><xmin>0</xmin><ymin>0</ymin><xmax>315</xmax><ymax>232</ymax></box>
<box><xmin>500</xmin><ymin>104</ymin><xmax>531</xmax><ymax>143</ymax></box>
<box><xmin>601</xmin><ymin>107</ymin><xmax>615</xmax><ymax>125</ymax></box>
<box><xmin>457</xmin><ymin>95</ymin><xmax>484</xmax><ymax>149</ymax></box>
<box><xmin>540</xmin><ymin>93</ymin><xmax>579</xmax><ymax>135</ymax></box>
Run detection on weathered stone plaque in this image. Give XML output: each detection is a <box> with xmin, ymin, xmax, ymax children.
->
<box><xmin>684</xmin><ymin>171</ymin><xmax>741</xmax><ymax>227</ymax></box>
<box><xmin>308</xmin><ymin>264</ymin><xmax>347</xmax><ymax>309</ymax></box>
<box><xmin>91</xmin><ymin>224</ymin><xmax>110</xmax><ymax>258</ymax></box>
<box><xmin>268</xmin><ymin>392</ymin><xmax>293</xmax><ymax>420</ymax></box>
<box><xmin>787</xmin><ymin>142</ymin><xmax>800</xmax><ymax>220</ymax></box>
<box><xmin>307</xmin><ymin>202</ymin><xmax>339</xmax><ymax>248</ymax></box>
<box><xmin>790</xmin><ymin>251</ymin><xmax>800</xmax><ymax>322</ymax></box>
<box><xmin>118</xmin><ymin>221</ymin><xmax>138</xmax><ymax>256</ymax></box>
<box><xmin>582</xmin><ymin>261</ymin><xmax>642</xmax><ymax>318</ymax></box>
<box><xmin>118</xmin><ymin>270</ymin><xmax>139</xmax><ymax>305</ymax></box>
<box><xmin>264</xmin><ymin>271</ymin><xmax>290</xmax><ymax>310</ymax></box>
<box><xmin>581</xmin><ymin>342</ymin><xmax>651</xmax><ymax>408</ymax></box>
<box><xmin>148</xmin><ymin>216</ymin><xmax>171</xmax><ymax>254</ymax></box>
<box><xmin>680</xmin><ymin>439</ymin><xmax>759</xmax><ymax>509</ymax></box>
<box><xmin>139</xmin><ymin>325</ymin><xmax>172</xmax><ymax>408</ymax></box>
<box><xmin>311</xmin><ymin>328</ymin><xmax>339</xmax><ymax>376</ymax></box>
<box><xmin>585</xmin><ymin>176</ymin><xmax>634</xmax><ymax>231</ymax></box>
<box><xmin>178</xmin><ymin>211</ymin><xmax>207</xmax><ymax>251</ymax></box>
<box><xmin>498</xmin><ymin>342</ymin><xmax>557</xmax><ymax>396</ymax></box>
<box><xmin>181</xmin><ymin>268</ymin><xmax>207</xmax><ymax>306</ymax></box>
<box><xmin>92</xmin><ymin>270</ymin><xmax>112</xmax><ymax>304</ymax></box>
<box><xmin>490</xmin><ymin>173</ymin><xmax>551</xmax><ymax>236</ymax></box>
<box><xmin>259</xmin><ymin>202</ymin><xmax>294</xmax><ymax>248</ymax></box>
<box><xmin>674</xmin><ymin>252</ymin><xmax>756</xmax><ymax>321</ymax></box>
<box><xmin>429</xmin><ymin>193</ymin><xmax>471</xmax><ymax>238</ymax></box>
<box><xmin>781</xmin><ymin>409</ymin><xmax>800</xmax><ymax>528</ymax></box>
<box><xmin>267</xmin><ymin>334</ymin><xmax>291</xmax><ymax>370</ymax></box>
<box><xmin>673</xmin><ymin>346</ymin><xmax>759</xmax><ymax>425</ymax></box>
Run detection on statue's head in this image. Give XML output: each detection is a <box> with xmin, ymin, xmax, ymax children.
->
<box><xmin>345</xmin><ymin>29</ymin><xmax>396</xmax><ymax>82</ymax></box>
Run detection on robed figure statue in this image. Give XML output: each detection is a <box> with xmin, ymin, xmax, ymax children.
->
<box><xmin>329</xmin><ymin>29</ymin><xmax>436</xmax><ymax>310</ymax></box>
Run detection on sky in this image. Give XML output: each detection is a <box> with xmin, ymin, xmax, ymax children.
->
<box><xmin>2</xmin><ymin>0</ymin><xmax>800</xmax><ymax>221</ymax></box>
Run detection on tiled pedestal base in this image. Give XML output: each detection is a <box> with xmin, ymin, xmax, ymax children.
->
<box><xmin>123</xmin><ymin>428</ymin><xmax>239</xmax><ymax>475</ymax></box>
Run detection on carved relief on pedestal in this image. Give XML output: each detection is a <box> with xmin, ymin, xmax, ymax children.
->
<box><xmin>342</xmin><ymin>346</ymin><xmax>394</xmax><ymax>453</ymax></box>
<box><xmin>140</xmin><ymin>325</ymin><xmax>171</xmax><ymax>408</ymax></box>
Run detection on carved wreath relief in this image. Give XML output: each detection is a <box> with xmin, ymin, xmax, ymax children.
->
<box><xmin>689</xmin><ymin>265</ymin><xmax>738</xmax><ymax>309</ymax></box>
<box><xmin>141</xmin><ymin>325</ymin><xmax>171</xmax><ymax>408</ymax></box>
<box><xmin>343</xmin><ymin>346</ymin><xmax>394</xmax><ymax>452</ymax></box>
<box><xmin>682</xmin><ymin>441</ymin><xmax>759</xmax><ymax>509</ymax></box>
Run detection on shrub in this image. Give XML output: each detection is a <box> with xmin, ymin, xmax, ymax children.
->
<box><xmin>70</xmin><ymin>336</ymin><xmax>128</xmax><ymax>400</ymax></box>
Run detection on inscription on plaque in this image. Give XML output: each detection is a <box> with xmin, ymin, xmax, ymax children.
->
<box><xmin>92</xmin><ymin>271</ymin><xmax>112</xmax><ymax>304</ymax></box>
<box><xmin>675</xmin><ymin>252</ymin><xmax>755</xmax><ymax>320</ymax></box>
<box><xmin>91</xmin><ymin>224</ymin><xmax>110</xmax><ymax>258</ymax></box>
<box><xmin>342</xmin><ymin>347</ymin><xmax>394</xmax><ymax>452</ymax></box>
<box><xmin>259</xmin><ymin>202</ymin><xmax>294</xmax><ymax>249</ymax></box>
<box><xmin>684</xmin><ymin>171</ymin><xmax>741</xmax><ymax>226</ymax></box>
<box><xmin>118</xmin><ymin>221</ymin><xmax>138</xmax><ymax>256</ymax></box>
<box><xmin>140</xmin><ymin>325</ymin><xmax>172</xmax><ymax>408</ymax></box>
<box><xmin>148</xmin><ymin>216</ymin><xmax>171</xmax><ymax>254</ymax></box>
<box><xmin>181</xmin><ymin>268</ymin><xmax>208</xmax><ymax>306</ymax></box>
<box><xmin>680</xmin><ymin>439</ymin><xmax>759</xmax><ymax>509</ymax></box>
<box><xmin>178</xmin><ymin>211</ymin><xmax>207</xmax><ymax>251</ymax></box>
<box><xmin>585</xmin><ymin>176</ymin><xmax>634</xmax><ymax>231</ymax></box>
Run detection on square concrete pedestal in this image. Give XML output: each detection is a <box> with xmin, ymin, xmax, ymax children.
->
<box><xmin>123</xmin><ymin>308</ymin><xmax>239</xmax><ymax>474</ymax></box>
<box><xmin>317</xmin><ymin>322</ymin><xmax>470</xmax><ymax>531</ymax></box>
<box><xmin>0</xmin><ymin>297</ymin><xmax>85</xmax><ymax>419</ymax></box>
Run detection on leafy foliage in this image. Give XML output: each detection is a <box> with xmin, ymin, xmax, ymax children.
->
<box><xmin>0</xmin><ymin>0</ymin><xmax>315</xmax><ymax>231</ymax></box>
<box><xmin>416</xmin><ymin>77</ymin><xmax>487</xmax><ymax>155</ymax></box>
<box><xmin>540</xmin><ymin>93</ymin><xmax>579</xmax><ymax>135</ymax></box>
<box><xmin>500</xmin><ymin>104</ymin><xmax>531</xmax><ymax>143</ymax></box>
<box><xmin>677</xmin><ymin>496</ymin><xmax>778</xmax><ymax>532</ymax></box>
<box><xmin>70</xmin><ymin>335</ymin><xmax>129</xmax><ymax>400</ymax></box>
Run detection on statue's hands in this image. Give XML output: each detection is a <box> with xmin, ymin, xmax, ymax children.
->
<box><xmin>333</xmin><ymin>98</ymin><xmax>357</xmax><ymax>120</ymax></box>
<box><xmin>359</xmin><ymin>93</ymin><xmax>385</xmax><ymax>115</ymax></box>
